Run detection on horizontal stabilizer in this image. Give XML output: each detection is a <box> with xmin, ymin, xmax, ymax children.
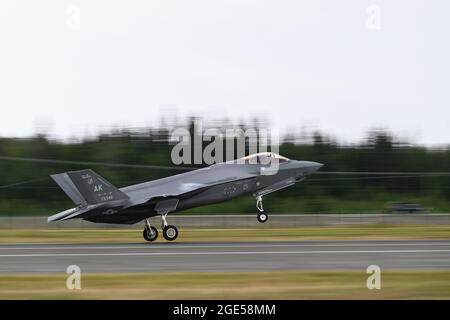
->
<box><xmin>47</xmin><ymin>203</ymin><xmax>103</xmax><ymax>222</ymax></box>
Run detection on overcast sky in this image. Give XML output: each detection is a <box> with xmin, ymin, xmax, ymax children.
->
<box><xmin>0</xmin><ymin>1</ymin><xmax>449</xmax><ymax>145</ymax></box>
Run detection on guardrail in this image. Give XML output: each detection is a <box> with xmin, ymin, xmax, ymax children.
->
<box><xmin>0</xmin><ymin>213</ymin><xmax>450</xmax><ymax>229</ymax></box>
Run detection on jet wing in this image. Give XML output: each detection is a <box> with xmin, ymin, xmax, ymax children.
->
<box><xmin>121</xmin><ymin>165</ymin><xmax>258</xmax><ymax>205</ymax></box>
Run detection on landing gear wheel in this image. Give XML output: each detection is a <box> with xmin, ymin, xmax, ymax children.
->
<box><xmin>163</xmin><ymin>225</ymin><xmax>179</xmax><ymax>241</ymax></box>
<box><xmin>143</xmin><ymin>226</ymin><xmax>158</xmax><ymax>242</ymax></box>
<box><xmin>257</xmin><ymin>212</ymin><xmax>268</xmax><ymax>223</ymax></box>
<box><xmin>255</xmin><ymin>196</ymin><xmax>268</xmax><ymax>223</ymax></box>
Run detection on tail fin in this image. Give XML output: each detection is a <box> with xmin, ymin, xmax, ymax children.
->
<box><xmin>51</xmin><ymin>169</ymin><xmax>129</xmax><ymax>206</ymax></box>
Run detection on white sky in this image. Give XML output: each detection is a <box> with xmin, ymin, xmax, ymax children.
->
<box><xmin>0</xmin><ymin>1</ymin><xmax>449</xmax><ymax>145</ymax></box>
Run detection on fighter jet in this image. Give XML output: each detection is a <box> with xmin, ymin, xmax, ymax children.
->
<box><xmin>48</xmin><ymin>152</ymin><xmax>323</xmax><ymax>242</ymax></box>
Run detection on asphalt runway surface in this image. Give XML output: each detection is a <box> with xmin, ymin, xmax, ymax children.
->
<box><xmin>0</xmin><ymin>240</ymin><xmax>450</xmax><ymax>273</ymax></box>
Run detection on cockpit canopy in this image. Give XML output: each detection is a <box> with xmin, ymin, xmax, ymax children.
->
<box><xmin>235</xmin><ymin>152</ymin><xmax>289</xmax><ymax>165</ymax></box>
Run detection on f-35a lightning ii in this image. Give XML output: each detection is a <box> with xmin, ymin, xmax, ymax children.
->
<box><xmin>48</xmin><ymin>152</ymin><xmax>322</xmax><ymax>242</ymax></box>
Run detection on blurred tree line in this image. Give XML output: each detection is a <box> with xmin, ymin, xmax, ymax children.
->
<box><xmin>0</xmin><ymin>121</ymin><xmax>449</xmax><ymax>216</ymax></box>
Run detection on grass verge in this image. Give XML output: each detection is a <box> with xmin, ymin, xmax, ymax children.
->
<box><xmin>1</xmin><ymin>225</ymin><xmax>450</xmax><ymax>243</ymax></box>
<box><xmin>1</xmin><ymin>270</ymin><xmax>449</xmax><ymax>299</ymax></box>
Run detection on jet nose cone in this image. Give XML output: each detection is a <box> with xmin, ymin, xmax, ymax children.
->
<box><xmin>287</xmin><ymin>160</ymin><xmax>323</xmax><ymax>180</ymax></box>
<box><xmin>283</xmin><ymin>160</ymin><xmax>323</xmax><ymax>176</ymax></box>
<box><xmin>301</xmin><ymin>161</ymin><xmax>323</xmax><ymax>174</ymax></box>
<box><xmin>311</xmin><ymin>162</ymin><xmax>323</xmax><ymax>171</ymax></box>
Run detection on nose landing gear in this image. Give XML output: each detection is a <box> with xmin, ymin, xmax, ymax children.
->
<box><xmin>256</xmin><ymin>196</ymin><xmax>268</xmax><ymax>223</ymax></box>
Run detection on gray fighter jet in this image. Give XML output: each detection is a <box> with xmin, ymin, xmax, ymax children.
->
<box><xmin>48</xmin><ymin>152</ymin><xmax>322</xmax><ymax>241</ymax></box>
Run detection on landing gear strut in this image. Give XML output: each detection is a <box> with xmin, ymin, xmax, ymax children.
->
<box><xmin>161</xmin><ymin>213</ymin><xmax>179</xmax><ymax>241</ymax></box>
<box><xmin>143</xmin><ymin>218</ymin><xmax>158</xmax><ymax>242</ymax></box>
<box><xmin>256</xmin><ymin>196</ymin><xmax>268</xmax><ymax>223</ymax></box>
<box><xmin>142</xmin><ymin>215</ymin><xmax>179</xmax><ymax>242</ymax></box>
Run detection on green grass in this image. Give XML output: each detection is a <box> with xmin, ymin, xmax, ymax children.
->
<box><xmin>1</xmin><ymin>225</ymin><xmax>450</xmax><ymax>244</ymax></box>
<box><xmin>1</xmin><ymin>271</ymin><xmax>450</xmax><ymax>299</ymax></box>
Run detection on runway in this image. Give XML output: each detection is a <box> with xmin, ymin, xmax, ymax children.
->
<box><xmin>0</xmin><ymin>240</ymin><xmax>450</xmax><ymax>273</ymax></box>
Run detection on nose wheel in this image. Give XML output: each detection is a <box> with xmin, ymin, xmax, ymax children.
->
<box><xmin>257</xmin><ymin>212</ymin><xmax>268</xmax><ymax>223</ymax></box>
<box><xmin>256</xmin><ymin>196</ymin><xmax>268</xmax><ymax>223</ymax></box>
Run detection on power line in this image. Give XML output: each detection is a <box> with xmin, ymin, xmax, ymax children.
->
<box><xmin>0</xmin><ymin>155</ymin><xmax>196</xmax><ymax>171</ymax></box>
<box><xmin>1</xmin><ymin>155</ymin><xmax>450</xmax><ymax>175</ymax></box>
<box><xmin>308</xmin><ymin>175</ymin><xmax>446</xmax><ymax>182</ymax></box>
<box><xmin>315</xmin><ymin>171</ymin><xmax>450</xmax><ymax>176</ymax></box>
<box><xmin>0</xmin><ymin>178</ymin><xmax>49</xmax><ymax>189</ymax></box>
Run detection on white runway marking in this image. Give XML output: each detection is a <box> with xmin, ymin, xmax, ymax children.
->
<box><xmin>1</xmin><ymin>242</ymin><xmax>450</xmax><ymax>251</ymax></box>
<box><xmin>1</xmin><ymin>249</ymin><xmax>450</xmax><ymax>258</ymax></box>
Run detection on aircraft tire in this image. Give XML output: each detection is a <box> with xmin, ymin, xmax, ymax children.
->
<box><xmin>163</xmin><ymin>225</ymin><xmax>178</xmax><ymax>241</ymax></box>
<box><xmin>143</xmin><ymin>226</ymin><xmax>158</xmax><ymax>242</ymax></box>
<box><xmin>257</xmin><ymin>212</ymin><xmax>268</xmax><ymax>223</ymax></box>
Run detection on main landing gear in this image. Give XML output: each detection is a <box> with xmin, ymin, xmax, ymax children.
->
<box><xmin>143</xmin><ymin>219</ymin><xmax>158</xmax><ymax>242</ymax></box>
<box><xmin>142</xmin><ymin>214</ymin><xmax>179</xmax><ymax>242</ymax></box>
<box><xmin>256</xmin><ymin>196</ymin><xmax>268</xmax><ymax>223</ymax></box>
<box><xmin>161</xmin><ymin>213</ymin><xmax>179</xmax><ymax>241</ymax></box>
